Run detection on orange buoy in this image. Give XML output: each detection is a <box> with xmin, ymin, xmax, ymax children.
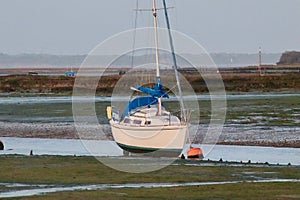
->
<box><xmin>187</xmin><ymin>147</ymin><xmax>203</xmax><ymax>159</ymax></box>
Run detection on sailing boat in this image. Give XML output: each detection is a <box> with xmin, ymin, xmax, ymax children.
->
<box><xmin>108</xmin><ymin>0</ymin><xmax>189</xmax><ymax>156</ymax></box>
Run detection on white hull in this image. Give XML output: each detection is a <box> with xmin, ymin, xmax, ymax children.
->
<box><xmin>110</xmin><ymin>120</ymin><xmax>187</xmax><ymax>154</ymax></box>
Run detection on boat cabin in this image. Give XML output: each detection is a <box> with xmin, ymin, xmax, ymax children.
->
<box><xmin>120</xmin><ymin>106</ymin><xmax>181</xmax><ymax>127</ymax></box>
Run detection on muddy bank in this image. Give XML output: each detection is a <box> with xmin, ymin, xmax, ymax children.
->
<box><xmin>0</xmin><ymin>121</ymin><xmax>112</xmax><ymax>140</ymax></box>
<box><xmin>0</xmin><ymin>73</ymin><xmax>300</xmax><ymax>95</ymax></box>
<box><xmin>217</xmin><ymin>141</ymin><xmax>300</xmax><ymax>148</ymax></box>
<box><xmin>1</xmin><ymin>121</ymin><xmax>299</xmax><ymax>148</ymax></box>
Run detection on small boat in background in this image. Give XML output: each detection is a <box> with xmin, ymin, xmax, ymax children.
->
<box><xmin>28</xmin><ymin>71</ymin><xmax>38</xmax><ymax>76</ymax></box>
<box><xmin>65</xmin><ymin>66</ymin><xmax>75</xmax><ymax>77</ymax></box>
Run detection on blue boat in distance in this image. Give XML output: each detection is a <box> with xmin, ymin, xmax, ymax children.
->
<box><xmin>65</xmin><ymin>66</ymin><xmax>75</xmax><ymax>77</ymax></box>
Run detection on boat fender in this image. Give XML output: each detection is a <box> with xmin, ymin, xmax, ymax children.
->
<box><xmin>107</xmin><ymin>106</ymin><xmax>112</xmax><ymax>120</ymax></box>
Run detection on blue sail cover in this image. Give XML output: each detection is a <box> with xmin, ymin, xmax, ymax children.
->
<box><xmin>132</xmin><ymin>77</ymin><xmax>169</xmax><ymax>99</ymax></box>
<box><xmin>121</xmin><ymin>96</ymin><xmax>158</xmax><ymax>119</ymax></box>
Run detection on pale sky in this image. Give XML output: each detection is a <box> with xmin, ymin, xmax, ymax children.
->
<box><xmin>0</xmin><ymin>0</ymin><xmax>299</xmax><ymax>54</ymax></box>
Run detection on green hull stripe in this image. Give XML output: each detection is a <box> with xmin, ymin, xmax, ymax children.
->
<box><xmin>116</xmin><ymin>142</ymin><xmax>181</xmax><ymax>154</ymax></box>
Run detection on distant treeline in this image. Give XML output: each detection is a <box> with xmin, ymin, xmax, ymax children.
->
<box><xmin>277</xmin><ymin>51</ymin><xmax>300</xmax><ymax>65</ymax></box>
<box><xmin>0</xmin><ymin>53</ymin><xmax>281</xmax><ymax>67</ymax></box>
<box><xmin>0</xmin><ymin>54</ymin><xmax>86</xmax><ymax>67</ymax></box>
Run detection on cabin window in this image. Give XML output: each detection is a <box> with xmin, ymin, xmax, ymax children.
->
<box><xmin>133</xmin><ymin>120</ymin><xmax>142</xmax><ymax>125</ymax></box>
<box><xmin>145</xmin><ymin>121</ymin><xmax>151</xmax><ymax>125</ymax></box>
<box><xmin>124</xmin><ymin>118</ymin><xmax>130</xmax><ymax>124</ymax></box>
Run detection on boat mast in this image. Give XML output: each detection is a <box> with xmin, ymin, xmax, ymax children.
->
<box><xmin>258</xmin><ymin>47</ymin><xmax>262</xmax><ymax>76</ymax></box>
<box><xmin>162</xmin><ymin>0</ymin><xmax>186</xmax><ymax>122</ymax></box>
<box><xmin>152</xmin><ymin>0</ymin><xmax>162</xmax><ymax>115</ymax></box>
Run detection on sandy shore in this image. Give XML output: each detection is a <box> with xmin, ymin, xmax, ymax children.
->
<box><xmin>1</xmin><ymin>121</ymin><xmax>299</xmax><ymax>148</ymax></box>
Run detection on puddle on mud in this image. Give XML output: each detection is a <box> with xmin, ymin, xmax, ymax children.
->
<box><xmin>0</xmin><ymin>179</ymin><xmax>300</xmax><ymax>198</ymax></box>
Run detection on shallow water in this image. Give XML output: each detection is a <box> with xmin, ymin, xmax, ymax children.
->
<box><xmin>0</xmin><ymin>137</ymin><xmax>122</xmax><ymax>156</ymax></box>
<box><xmin>0</xmin><ymin>179</ymin><xmax>299</xmax><ymax>198</ymax></box>
<box><xmin>1</xmin><ymin>137</ymin><xmax>299</xmax><ymax>165</ymax></box>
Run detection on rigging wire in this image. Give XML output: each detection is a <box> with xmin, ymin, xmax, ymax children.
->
<box><xmin>173</xmin><ymin>0</ymin><xmax>178</xmax><ymax>31</ymax></box>
<box><xmin>162</xmin><ymin>0</ymin><xmax>186</xmax><ymax>122</ymax></box>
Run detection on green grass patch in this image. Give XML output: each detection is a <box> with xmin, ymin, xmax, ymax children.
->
<box><xmin>0</xmin><ymin>155</ymin><xmax>299</xmax><ymax>199</ymax></box>
<box><xmin>0</xmin><ymin>155</ymin><xmax>299</xmax><ymax>185</ymax></box>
